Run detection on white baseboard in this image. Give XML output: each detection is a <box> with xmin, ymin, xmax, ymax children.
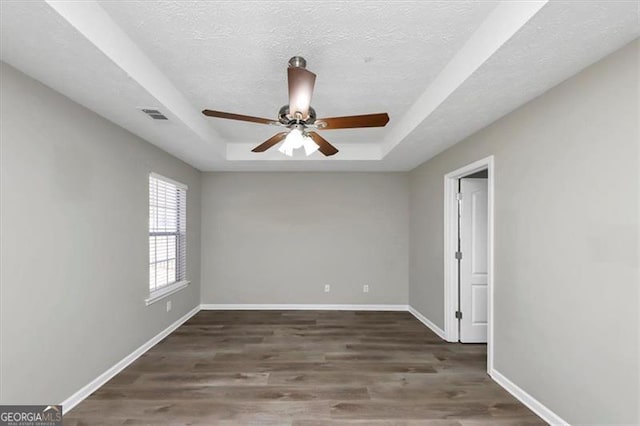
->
<box><xmin>491</xmin><ymin>368</ymin><xmax>569</xmax><ymax>425</ymax></box>
<box><xmin>200</xmin><ymin>303</ymin><xmax>409</xmax><ymax>311</ymax></box>
<box><xmin>407</xmin><ymin>305</ymin><xmax>446</xmax><ymax>339</ymax></box>
<box><xmin>61</xmin><ymin>305</ymin><xmax>200</xmax><ymax>414</ymax></box>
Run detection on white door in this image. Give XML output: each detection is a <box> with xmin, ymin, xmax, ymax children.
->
<box><xmin>459</xmin><ymin>178</ymin><xmax>488</xmax><ymax>343</ymax></box>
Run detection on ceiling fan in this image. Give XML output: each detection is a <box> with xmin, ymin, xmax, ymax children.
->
<box><xmin>202</xmin><ymin>56</ymin><xmax>390</xmax><ymax>157</ymax></box>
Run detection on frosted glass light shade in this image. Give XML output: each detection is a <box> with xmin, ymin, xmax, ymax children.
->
<box><xmin>278</xmin><ymin>129</ymin><xmax>319</xmax><ymax>157</ymax></box>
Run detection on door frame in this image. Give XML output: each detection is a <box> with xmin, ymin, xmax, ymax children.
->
<box><xmin>443</xmin><ymin>155</ymin><xmax>494</xmax><ymax>373</ymax></box>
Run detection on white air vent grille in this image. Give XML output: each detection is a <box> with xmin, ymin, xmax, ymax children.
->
<box><xmin>141</xmin><ymin>108</ymin><xmax>168</xmax><ymax>120</ymax></box>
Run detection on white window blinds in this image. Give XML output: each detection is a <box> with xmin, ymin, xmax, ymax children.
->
<box><xmin>149</xmin><ymin>173</ymin><xmax>187</xmax><ymax>293</ymax></box>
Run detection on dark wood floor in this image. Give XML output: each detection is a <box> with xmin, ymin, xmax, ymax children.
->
<box><xmin>65</xmin><ymin>310</ymin><xmax>544</xmax><ymax>425</ymax></box>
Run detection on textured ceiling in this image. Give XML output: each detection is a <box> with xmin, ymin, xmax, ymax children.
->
<box><xmin>1</xmin><ymin>1</ymin><xmax>638</xmax><ymax>171</ymax></box>
<box><xmin>0</xmin><ymin>1</ymin><xmax>217</xmax><ymax>167</ymax></box>
<box><xmin>384</xmin><ymin>0</ymin><xmax>640</xmax><ymax>169</ymax></box>
<box><xmin>98</xmin><ymin>1</ymin><xmax>498</xmax><ymax>146</ymax></box>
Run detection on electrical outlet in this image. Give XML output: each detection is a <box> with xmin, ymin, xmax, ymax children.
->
<box><xmin>166</xmin><ymin>300</ymin><xmax>172</xmax><ymax>312</ymax></box>
<box><xmin>324</xmin><ymin>284</ymin><xmax>331</xmax><ymax>293</ymax></box>
<box><xmin>363</xmin><ymin>284</ymin><xmax>369</xmax><ymax>293</ymax></box>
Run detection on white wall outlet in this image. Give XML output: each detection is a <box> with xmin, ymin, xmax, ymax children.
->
<box><xmin>324</xmin><ymin>284</ymin><xmax>331</xmax><ymax>293</ymax></box>
<box><xmin>363</xmin><ymin>284</ymin><xmax>369</xmax><ymax>293</ymax></box>
<box><xmin>166</xmin><ymin>300</ymin><xmax>172</xmax><ymax>312</ymax></box>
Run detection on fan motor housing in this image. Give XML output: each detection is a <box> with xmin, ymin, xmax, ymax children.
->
<box><xmin>279</xmin><ymin>105</ymin><xmax>316</xmax><ymax>125</ymax></box>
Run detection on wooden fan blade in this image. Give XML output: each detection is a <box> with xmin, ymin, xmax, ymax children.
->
<box><xmin>288</xmin><ymin>67</ymin><xmax>316</xmax><ymax>120</ymax></box>
<box><xmin>202</xmin><ymin>109</ymin><xmax>276</xmax><ymax>125</ymax></box>
<box><xmin>251</xmin><ymin>132</ymin><xmax>288</xmax><ymax>153</ymax></box>
<box><xmin>316</xmin><ymin>113</ymin><xmax>389</xmax><ymax>130</ymax></box>
<box><xmin>307</xmin><ymin>132</ymin><xmax>339</xmax><ymax>157</ymax></box>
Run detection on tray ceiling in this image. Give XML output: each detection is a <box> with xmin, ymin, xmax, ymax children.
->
<box><xmin>1</xmin><ymin>1</ymin><xmax>638</xmax><ymax>171</ymax></box>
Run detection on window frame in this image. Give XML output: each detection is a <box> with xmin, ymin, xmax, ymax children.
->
<box><xmin>145</xmin><ymin>172</ymin><xmax>190</xmax><ymax>306</ymax></box>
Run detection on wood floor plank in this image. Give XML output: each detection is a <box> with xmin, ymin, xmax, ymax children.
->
<box><xmin>91</xmin><ymin>384</ymin><xmax>371</xmax><ymax>401</ymax></box>
<box><xmin>64</xmin><ymin>310</ymin><xmax>544</xmax><ymax>424</ymax></box>
<box><xmin>134</xmin><ymin>371</ymin><xmax>271</xmax><ymax>386</ymax></box>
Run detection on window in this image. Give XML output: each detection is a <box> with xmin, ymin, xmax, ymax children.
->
<box><xmin>148</xmin><ymin>173</ymin><xmax>187</xmax><ymax>303</ymax></box>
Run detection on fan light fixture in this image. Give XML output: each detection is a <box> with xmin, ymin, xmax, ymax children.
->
<box><xmin>278</xmin><ymin>127</ymin><xmax>319</xmax><ymax>157</ymax></box>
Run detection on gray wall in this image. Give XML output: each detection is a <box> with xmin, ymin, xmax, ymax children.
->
<box><xmin>0</xmin><ymin>63</ymin><xmax>202</xmax><ymax>404</ymax></box>
<box><xmin>409</xmin><ymin>40</ymin><xmax>639</xmax><ymax>424</ymax></box>
<box><xmin>200</xmin><ymin>172</ymin><xmax>409</xmax><ymax>305</ymax></box>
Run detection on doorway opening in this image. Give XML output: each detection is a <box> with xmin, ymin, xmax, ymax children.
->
<box><xmin>444</xmin><ymin>156</ymin><xmax>494</xmax><ymax>374</ymax></box>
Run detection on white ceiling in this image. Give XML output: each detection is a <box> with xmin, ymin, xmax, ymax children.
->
<box><xmin>1</xmin><ymin>1</ymin><xmax>638</xmax><ymax>171</ymax></box>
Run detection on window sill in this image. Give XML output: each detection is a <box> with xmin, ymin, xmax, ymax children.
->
<box><xmin>145</xmin><ymin>280</ymin><xmax>190</xmax><ymax>306</ymax></box>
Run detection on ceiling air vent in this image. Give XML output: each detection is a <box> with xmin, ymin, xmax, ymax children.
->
<box><xmin>140</xmin><ymin>108</ymin><xmax>168</xmax><ymax>120</ymax></box>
